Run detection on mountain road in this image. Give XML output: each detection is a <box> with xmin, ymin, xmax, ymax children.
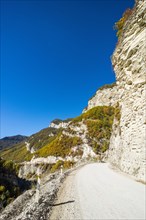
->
<box><xmin>49</xmin><ymin>163</ymin><xmax>145</xmax><ymax>220</ymax></box>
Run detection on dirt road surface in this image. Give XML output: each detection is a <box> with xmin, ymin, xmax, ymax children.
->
<box><xmin>49</xmin><ymin>163</ymin><xmax>145</xmax><ymax>220</ymax></box>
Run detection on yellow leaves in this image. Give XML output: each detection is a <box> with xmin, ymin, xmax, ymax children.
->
<box><xmin>0</xmin><ymin>185</ymin><xmax>6</xmax><ymax>193</ymax></box>
<box><xmin>36</xmin><ymin>134</ymin><xmax>82</xmax><ymax>158</ymax></box>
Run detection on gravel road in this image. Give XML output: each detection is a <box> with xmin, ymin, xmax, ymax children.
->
<box><xmin>49</xmin><ymin>163</ymin><xmax>145</xmax><ymax>220</ymax></box>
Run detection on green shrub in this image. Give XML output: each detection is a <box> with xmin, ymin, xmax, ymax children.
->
<box><xmin>71</xmin><ymin>106</ymin><xmax>115</xmax><ymax>154</ymax></box>
<box><xmin>36</xmin><ymin>134</ymin><xmax>83</xmax><ymax>158</ymax></box>
<box><xmin>50</xmin><ymin>160</ymin><xmax>64</xmax><ymax>173</ymax></box>
<box><xmin>115</xmin><ymin>107</ymin><xmax>121</xmax><ymax>121</ymax></box>
<box><xmin>83</xmin><ymin>106</ymin><xmax>115</xmax><ymax>154</ymax></box>
<box><xmin>63</xmin><ymin>161</ymin><xmax>74</xmax><ymax>169</ymax></box>
<box><xmin>50</xmin><ymin>160</ymin><xmax>74</xmax><ymax>173</ymax></box>
<box><xmin>0</xmin><ymin>159</ymin><xmax>20</xmax><ymax>175</ymax></box>
<box><xmin>0</xmin><ymin>158</ymin><xmax>32</xmax><ymax>209</ymax></box>
<box><xmin>92</xmin><ymin>143</ymin><xmax>101</xmax><ymax>154</ymax></box>
<box><xmin>101</xmin><ymin>142</ymin><xmax>109</xmax><ymax>153</ymax></box>
<box><xmin>114</xmin><ymin>8</ymin><xmax>133</xmax><ymax>38</ymax></box>
<box><xmin>72</xmin><ymin>106</ymin><xmax>115</xmax><ymax>124</ymax></box>
<box><xmin>0</xmin><ymin>185</ymin><xmax>6</xmax><ymax>193</ymax></box>
<box><xmin>3</xmin><ymin>160</ymin><xmax>14</xmax><ymax>172</ymax></box>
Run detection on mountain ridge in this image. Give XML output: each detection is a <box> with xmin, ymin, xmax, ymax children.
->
<box><xmin>0</xmin><ymin>135</ymin><xmax>28</xmax><ymax>151</ymax></box>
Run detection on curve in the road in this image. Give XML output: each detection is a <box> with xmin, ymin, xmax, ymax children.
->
<box><xmin>49</xmin><ymin>163</ymin><xmax>145</xmax><ymax>220</ymax></box>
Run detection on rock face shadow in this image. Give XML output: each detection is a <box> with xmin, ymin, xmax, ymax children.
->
<box><xmin>49</xmin><ymin>200</ymin><xmax>75</xmax><ymax>207</ymax></box>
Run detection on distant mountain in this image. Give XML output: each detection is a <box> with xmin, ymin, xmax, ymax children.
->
<box><xmin>0</xmin><ymin>127</ymin><xmax>61</xmax><ymax>163</ymax></box>
<box><xmin>0</xmin><ymin>107</ymin><xmax>115</xmax><ymax>166</ymax></box>
<box><xmin>0</xmin><ymin>135</ymin><xmax>28</xmax><ymax>150</ymax></box>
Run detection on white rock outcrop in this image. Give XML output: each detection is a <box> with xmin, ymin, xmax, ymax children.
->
<box><xmin>83</xmin><ymin>85</ymin><xmax>119</xmax><ymax>112</ymax></box>
<box><xmin>84</xmin><ymin>0</ymin><xmax>146</xmax><ymax>181</ymax></box>
<box><xmin>49</xmin><ymin>121</ymin><xmax>70</xmax><ymax>129</ymax></box>
<box><xmin>108</xmin><ymin>0</ymin><xmax>146</xmax><ymax>182</ymax></box>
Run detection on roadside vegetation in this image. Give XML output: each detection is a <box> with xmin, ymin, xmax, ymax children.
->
<box><xmin>50</xmin><ymin>160</ymin><xmax>74</xmax><ymax>173</ymax></box>
<box><xmin>0</xmin><ymin>158</ymin><xmax>31</xmax><ymax>209</ymax></box>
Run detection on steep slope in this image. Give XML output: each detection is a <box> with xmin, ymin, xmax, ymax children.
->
<box><xmin>0</xmin><ymin>171</ymin><xmax>65</xmax><ymax>220</ymax></box>
<box><xmin>0</xmin><ymin>158</ymin><xmax>32</xmax><ymax>210</ymax></box>
<box><xmin>0</xmin><ymin>135</ymin><xmax>28</xmax><ymax>150</ymax></box>
<box><xmin>0</xmin><ymin>126</ymin><xmax>61</xmax><ymax>163</ymax></box>
<box><xmin>0</xmin><ymin>107</ymin><xmax>116</xmax><ymax>180</ymax></box>
<box><xmin>19</xmin><ymin>107</ymin><xmax>114</xmax><ymax>178</ymax></box>
<box><xmin>108</xmin><ymin>0</ymin><xmax>146</xmax><ymax>181</ymax></box>
<box><xmin>83</xmin><ymin>0</ymin><xmax>146</xmax><ymax>182</ymax></box>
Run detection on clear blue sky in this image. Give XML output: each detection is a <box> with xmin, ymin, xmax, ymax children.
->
<box><xmin>1</xmin><ymin>0</ymin><xmax>134</xmax><ymax>138</ymax></box>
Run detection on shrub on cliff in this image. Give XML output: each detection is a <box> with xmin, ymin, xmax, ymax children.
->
<box><xmin>50</xmin><ymin>160</ymin><xmax>64</xmax><ymax>173</ymax></box>
<box><xmin>72</xmin><ymin>106</ymin><xmax>115</xmax><ymax>124</ymax></box>
<box><xmin>98</xmin><ymin>82</ymin><xmax>116</xmax><ymax>91</ymax></box>
<box><xmin>114</xmin><ymin>8</ymin><xmax>133</xmax><ymax>38</ymax></box>
<box><xmin>85</xmin><ymin>108</ymin><xmax>114</xmax><ymax>153</ymax></box>
<box><xmin>71</xmin><ymin>106</ymin><xmax>115</xmax><ymax>154</ymax></box>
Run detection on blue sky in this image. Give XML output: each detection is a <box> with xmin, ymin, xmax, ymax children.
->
<box><xmin>1</xmin><ymin>0</ymin><xmax>134</xmax><ymax>138</ymax></box>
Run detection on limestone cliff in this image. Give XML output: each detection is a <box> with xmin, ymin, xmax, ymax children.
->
<box><xmin>83</xmin><ymin>83</ymin><xmax>118</xmax><ymax>112</ymax></box>
<box><xmin>108</xmin><ymin>0</ymin><xmax>146</xmax><ymax>181</ymax></box>
<box><xmin>85</xmin><ymin>0</ymin><xmax>146</xmax><ymax>181</ymax></box>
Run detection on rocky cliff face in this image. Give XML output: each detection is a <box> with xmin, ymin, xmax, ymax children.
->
<box><xmin>108</xmin><ymin>0</ymin><xmax>146</xmax><ymax>181</ymax></box>
<box><xmin>0</xmin><ymin>172</ymin><xmax>65</xmax><ymax>220</ymax></box>
<box><xmin>83</xmin><ymin>84</ymin><xmax>118</xmax><ymax>112</ymax></box>
<box><xmin>85</xmin><ymin>0</ymin><xmax>146</xmax><ymax>181</ymax></box>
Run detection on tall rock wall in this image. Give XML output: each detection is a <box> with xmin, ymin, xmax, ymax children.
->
<box><xmin>108</xmin><ymin>0</ymin><xmax>146</xmax><ymax>181</ymax></box>
<box><xmin>85</xmin><ymin>0</ymin><xmax>146</xmax><ymax>181</ymax></box>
